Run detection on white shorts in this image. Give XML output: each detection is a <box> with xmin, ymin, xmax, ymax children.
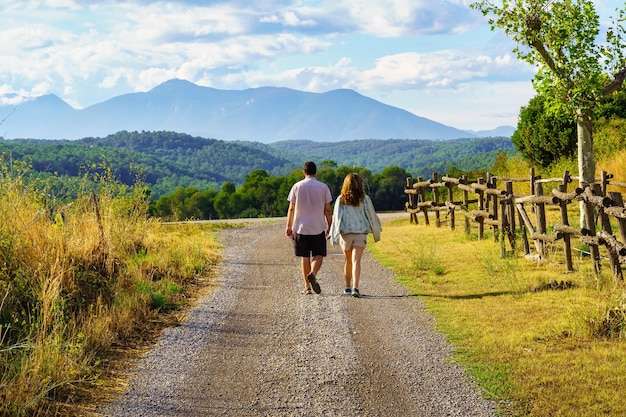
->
<box><xmin>339</xmin><ymin>233</ymin><xmax>367</xmax><ymax>251</ymax></box>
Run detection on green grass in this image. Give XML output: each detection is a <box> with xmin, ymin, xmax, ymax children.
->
<box><xmin>370</xmin><ymin>217</ymin><xmax>626</xmax><ymax>417</ymax></box>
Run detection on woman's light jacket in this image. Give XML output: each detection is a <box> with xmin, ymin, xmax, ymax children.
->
<box><xmin>330</xmin><ymin>195</ymin><xmax>382</xmax><ymax>246</ymax></box>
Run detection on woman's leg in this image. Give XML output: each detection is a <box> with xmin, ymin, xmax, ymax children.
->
<box><xmin>343</xmin><ymin>249</ymin><xmax>353</xmax><ymax>287</ymax></box>
<box><xmin>351</xmin><ymin>246</ymin><xmax>365</xmax><ymax>289</ymax></box>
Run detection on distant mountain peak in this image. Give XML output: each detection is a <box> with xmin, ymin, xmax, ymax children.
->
<box><xmin>149</xmin><ymin>78</ymin><xmax>208</xmax><ymax>94</ymax></box>
<box><xmin>0</xmin><ymin>79</ymin><xmax>491</xmax><ymax>141</ymax></box>
<box><xmin>467</xmin><ymin>125</ymin><xmax>515</xmax><ymax>138</ymax></box>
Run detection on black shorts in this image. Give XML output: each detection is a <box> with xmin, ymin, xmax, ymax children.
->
<box><xmin>293</xmin><ymin>232</ymin><xmax>327</xmax><ymax>257</ymax></box>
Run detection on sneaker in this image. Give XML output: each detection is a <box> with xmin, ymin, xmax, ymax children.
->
<box><xmin>351</xmin><ymin>287</ymin><xmax>360</xmax><ymax>298</ymax></box>
<box><xmin>343</xmin><ymin>287</ymin><xmax>352</xmax><ymax>296</ymax></box>
<box><xmin>307</xmin><ymin>273</ymin><xmax>321</xmax><ymax>294</ymax></box>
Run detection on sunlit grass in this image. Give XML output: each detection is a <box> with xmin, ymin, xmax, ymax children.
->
<box><xmin>0</xmin><ymin>162</ymin><xmax>224</xmax><ymax>416</ymax></box>
<box><xmin>370</xmin><ymin>217</ymin><xmax>626</xmax><ymax>417</ymax></box>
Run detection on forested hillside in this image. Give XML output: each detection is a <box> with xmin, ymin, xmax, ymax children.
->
<box><xmin>0</xmin><ymin>131</ymin><xmax>514</xmax><ymax>198</ymax></box>
<box><xmin>263</xmin><ymin>137</ymin><xmax>515</xmax><ymax>178</ymax></box>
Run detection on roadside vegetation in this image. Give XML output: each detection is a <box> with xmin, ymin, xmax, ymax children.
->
<box><xmin>0</xmin><ymin>160</ymin><xmax>224</xmax><ymax>416</ymax></box>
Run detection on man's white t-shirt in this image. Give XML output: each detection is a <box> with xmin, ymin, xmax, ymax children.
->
<box><xmin>287</xmin><ymin>176</ymin><xmax>332</xmax><ymax>235</ymax></box>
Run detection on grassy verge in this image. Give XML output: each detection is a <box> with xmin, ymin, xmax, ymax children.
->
<box><xmin>0</xmin><ymin>163</ymin><xmax>226</xmax><ymax>416</ymax></box>
<box><xmin>369</xmin><ymin>216</ymin><xmax>626</xmax><ymax>417</ymax></box>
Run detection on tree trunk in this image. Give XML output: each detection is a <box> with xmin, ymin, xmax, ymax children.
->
<box><xmin>577</xmin><ymin>110</ymin><xmax>595</xmax><ymax>227</ymax></box>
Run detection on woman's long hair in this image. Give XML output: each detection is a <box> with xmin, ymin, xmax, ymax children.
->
<box><xmin>340</xmin><ymin>173</ymin><xmax>365</xmax><ymax>206</ymax></box>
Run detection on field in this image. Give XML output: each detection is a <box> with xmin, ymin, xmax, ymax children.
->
<box><xmin>370</xmin><ymin>213</ymin><xmax>626</xmax><ymax>417</ymax></box>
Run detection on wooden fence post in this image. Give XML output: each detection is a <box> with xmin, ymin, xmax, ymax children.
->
<box><xmin>582</xmin><ymin>185</ymin><xmax>602</xmax><ymax>276</ymax></box>
<box><xmin>477</xmin><ymin>178</ymin><xmax>485</xmax><ymax>239</ymax></box>
<box><xmin>534</xmin><ymin>182</ymin><xmax>547</xmax><ymax>259</ymax></box>
<box><xmin>557</xmin><ymin>178</ymin><xmax>575</xmax><ymax>273</ymax></box>
<box><xmin>518</xmin><ymin>203</ymin><xmax>531</xmax><ymax>256</ymax></box>
<box><xmin>506</xmin><ymin>180</ymin><xmax>516</xmax><ymax>243</ymax></box>
<box><xmin>405</xmin><ymin>177</ymin><xmax>418</xmax><ymax>224</ymax></box>
<box><xmin>446</xmin><ymin>179</ymin><xmax>455</xmax><ymax>231</ymax></box>
<box><xmin>462</xmin><ymin>175</ymin><xmax>469</xmax><ymax>206</ymax></box>
<box><xmin>595</xmin><ymin>184</ymin><xmax>623</xmax><ymax>281</ymax></box>
<box><xmin>433</xmin><ymin>172</ymin><xmax>441</xmax><ymax>227</ymax></box>
<box><xmin>609</xmin><ymin>192</ymin><xmax>626</xmax><ymax>243</ymax></box>
<box><xmin>417</xmin><ymin>177</ymin><xmax>430</xmax><ymax>226</ymax></box>
<box><xmin>489</xmin><ymin>175</ymin><xmax>499</xmax><ymax>242</ymax></box>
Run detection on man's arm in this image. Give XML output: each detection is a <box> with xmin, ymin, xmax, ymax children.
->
<box><xmin>285</xmin><ymin>202</ymin><xmax>295</xmax><ymax>237</ymax></box>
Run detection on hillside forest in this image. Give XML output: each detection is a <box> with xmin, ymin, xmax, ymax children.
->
<box><xmin>0</xmin><ymin>132</ymin><xmax>514</xmax><ymax>220</ymax></box>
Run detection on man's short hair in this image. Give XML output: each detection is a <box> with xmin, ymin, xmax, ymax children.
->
<box><xmin>304</xmin><ymin>161</ymin><xmax>317</xmax><ymax>175</ymax></box>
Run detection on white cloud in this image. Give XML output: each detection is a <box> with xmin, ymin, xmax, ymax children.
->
<box><xmin>341</xmin><ymin>0</ymin><xmax>483</xmax><ymax>37</ymax></box>
<box><xmin>355</xmin><ymin>50</ymin><xmax>531</xmax><ymax>91</ymax></box>
<box><xmin>368</xmin><ymin>80</ymin><xmax>536</xmax><ymax>130</ymax></box>
<box><xmin>0</xmin><ymin>0</ymin><xmax>540</xmax><ymax>129</ymax></box>
<box><xmin>261</xmin><ymin>10</ymin><xmax>318</xmax><ymax>27</ymax></box>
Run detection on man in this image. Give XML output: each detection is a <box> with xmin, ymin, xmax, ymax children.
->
<box><xmin>285</xmin><ymin>161</ymin><xmax>332</xmax><ymax>295</ymax></box>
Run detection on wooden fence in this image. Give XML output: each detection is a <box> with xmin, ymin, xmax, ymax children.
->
<box><xmin>404</xmin><ymin>169</ymin><xmax>626</xmax><ymax>281</ymax></box>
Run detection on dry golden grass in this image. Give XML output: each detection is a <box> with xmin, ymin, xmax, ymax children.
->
<box><xmin>0</xmin><ymin>165</ymin><xmax>224</xmax><ymax>416</ymax></box>
<box><xmin>598</xmin><ymin>149</ymin><xmax>626</xmax><ymax>194</ymax></box>
<box><xmin>370</xmin><ymin>216</ymin><xmax>626</xmax><ymax>417</ymax></box>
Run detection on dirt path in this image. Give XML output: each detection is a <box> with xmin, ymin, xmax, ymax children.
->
<box><xmin>102</xmin><ymin>220</ymin><xmax>498</xmax><ymax>416</ymax></box>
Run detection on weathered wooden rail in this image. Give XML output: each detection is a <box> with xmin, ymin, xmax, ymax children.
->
<box><xmin>404</xmin><ymin>169</ymin><xmax>626</xmax><ymax>281</ymax></box>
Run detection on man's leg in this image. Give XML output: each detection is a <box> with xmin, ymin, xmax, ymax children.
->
<box><xmin>307</xmin><ymin>255</ymin><xmax>323</xmax><ymax>294</ymax></box>
<box><xmin>301</xmin><ymin>256</ymin><xmax>312</xmax><ymax>288</ymax></box>
<box><xmin>311</xmin><ymin>255</ymin><xmax>323</xmax><ymax>277</ymax></box>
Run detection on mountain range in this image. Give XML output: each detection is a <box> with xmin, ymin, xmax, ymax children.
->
<box><xmin>0</xmin><ymin>79</ymin><xmax>514</xmax><ymax>142</ymax></box>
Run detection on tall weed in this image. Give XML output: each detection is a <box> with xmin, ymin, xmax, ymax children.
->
<box><xmin>0</xmin><ymin>159</ymin><xmax>221</xmax><ymax>415</ymax></box>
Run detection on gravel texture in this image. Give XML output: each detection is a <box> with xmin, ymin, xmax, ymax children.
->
<box><xmin>102</xmin><ymin>220</ymin><xmax>499</xmax><ymax>417</ymax></box>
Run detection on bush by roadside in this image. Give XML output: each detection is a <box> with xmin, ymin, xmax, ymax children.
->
<box><xmin>0</xmin><ymin>160</ymin><xmax>223</xmax><ymax>416</ymax></box>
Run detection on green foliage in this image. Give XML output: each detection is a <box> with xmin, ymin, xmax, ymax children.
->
<box><xmin>472</xmin><ymin>0</ymin><xmax>625</xmax><ymax>117</ymax></box>
<box><xmin>511</xmin><ymin>87</ymin><xmax>626</xmax><ymax>168</ymax></box>
<box><xmin>472</xmin><ymin>0</ymin><xmax>626</xmax><ymax>186</ymax></box>
<box><xmin>0</xmin><ymin>131</ymin><xmax>295</xmax><ymax>199</ymax></box>
<box><xmin>0</xmin><ymin>133</ymin><xmax>512</xmax><ymax>202</ymax></box>
<box><xmin>0</xmin><ymin>131</ymin><xmax>519</xmax><ymax>220</ymax></box>
<box><xmin>594</xmin><ymin>88</ymin><xmax>626</xmax><ymax>160</ymax></box>
<box><xmin>594</xmin><ymin>118</ymin><xmax>626</xmax><ymax>161</ymax></box>
<box><xmin>512</xmin><ymin>94</ymin><xmax>577</xmax><ymax>167</ymax></box>
<box><xmin>269</xmin><ymin>137</ymin><xmax>516</xmax><ymax>179</ymax></box>
<box><xmin>151</xmin><ymin>164</ymin><xmax>413</xmax><ymax>220</ymax></box>
<box><xmin>370</xmin><ymin>166</ymin><xmax>412</xmax><ymax>211</ymax></box>
<box><xmin>136</xmin><ymin>280</ymin><xmax>183</xmax><ymax>312</ymax></box>
<box><xmin>150</xmin><ymin>186</ymin><xmax>219</xmax><ymax>220</ymax></box>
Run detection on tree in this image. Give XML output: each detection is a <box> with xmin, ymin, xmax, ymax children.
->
<box><xmin>370</xmin><ymin>166</ymin><xmax>411</xmax><ymax>211</ymax></box>
<box><xmin>214</xmin><ymin>182</ymin><xmax>239</xmax><ymax>219</ymax></box>
<box><xmin>471</xmin><ymin>0</ymin><xmax>626</xmax><ymax>190</ymax></box>
<box><xmin>512</xmin><ymin>93</ymin><xmax>576</xmax><ymax>167</ymax></box>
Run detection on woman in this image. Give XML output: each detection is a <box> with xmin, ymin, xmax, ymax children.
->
<box><xmin>330</xmin><ymin>173</ymin><xmax>382</xmax><ymax>297</ymax></box>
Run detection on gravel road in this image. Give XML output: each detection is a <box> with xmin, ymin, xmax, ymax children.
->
<box><xmin>102</xmin><ymin>220</ymin><xmax>499</xmax><ymax>417</ymax></box>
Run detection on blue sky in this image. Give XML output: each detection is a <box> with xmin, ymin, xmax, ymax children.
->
<box><xmin>0</xmin><ymin>0</ymin><xmax>619</xmax><ymax>131</ymax></box>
